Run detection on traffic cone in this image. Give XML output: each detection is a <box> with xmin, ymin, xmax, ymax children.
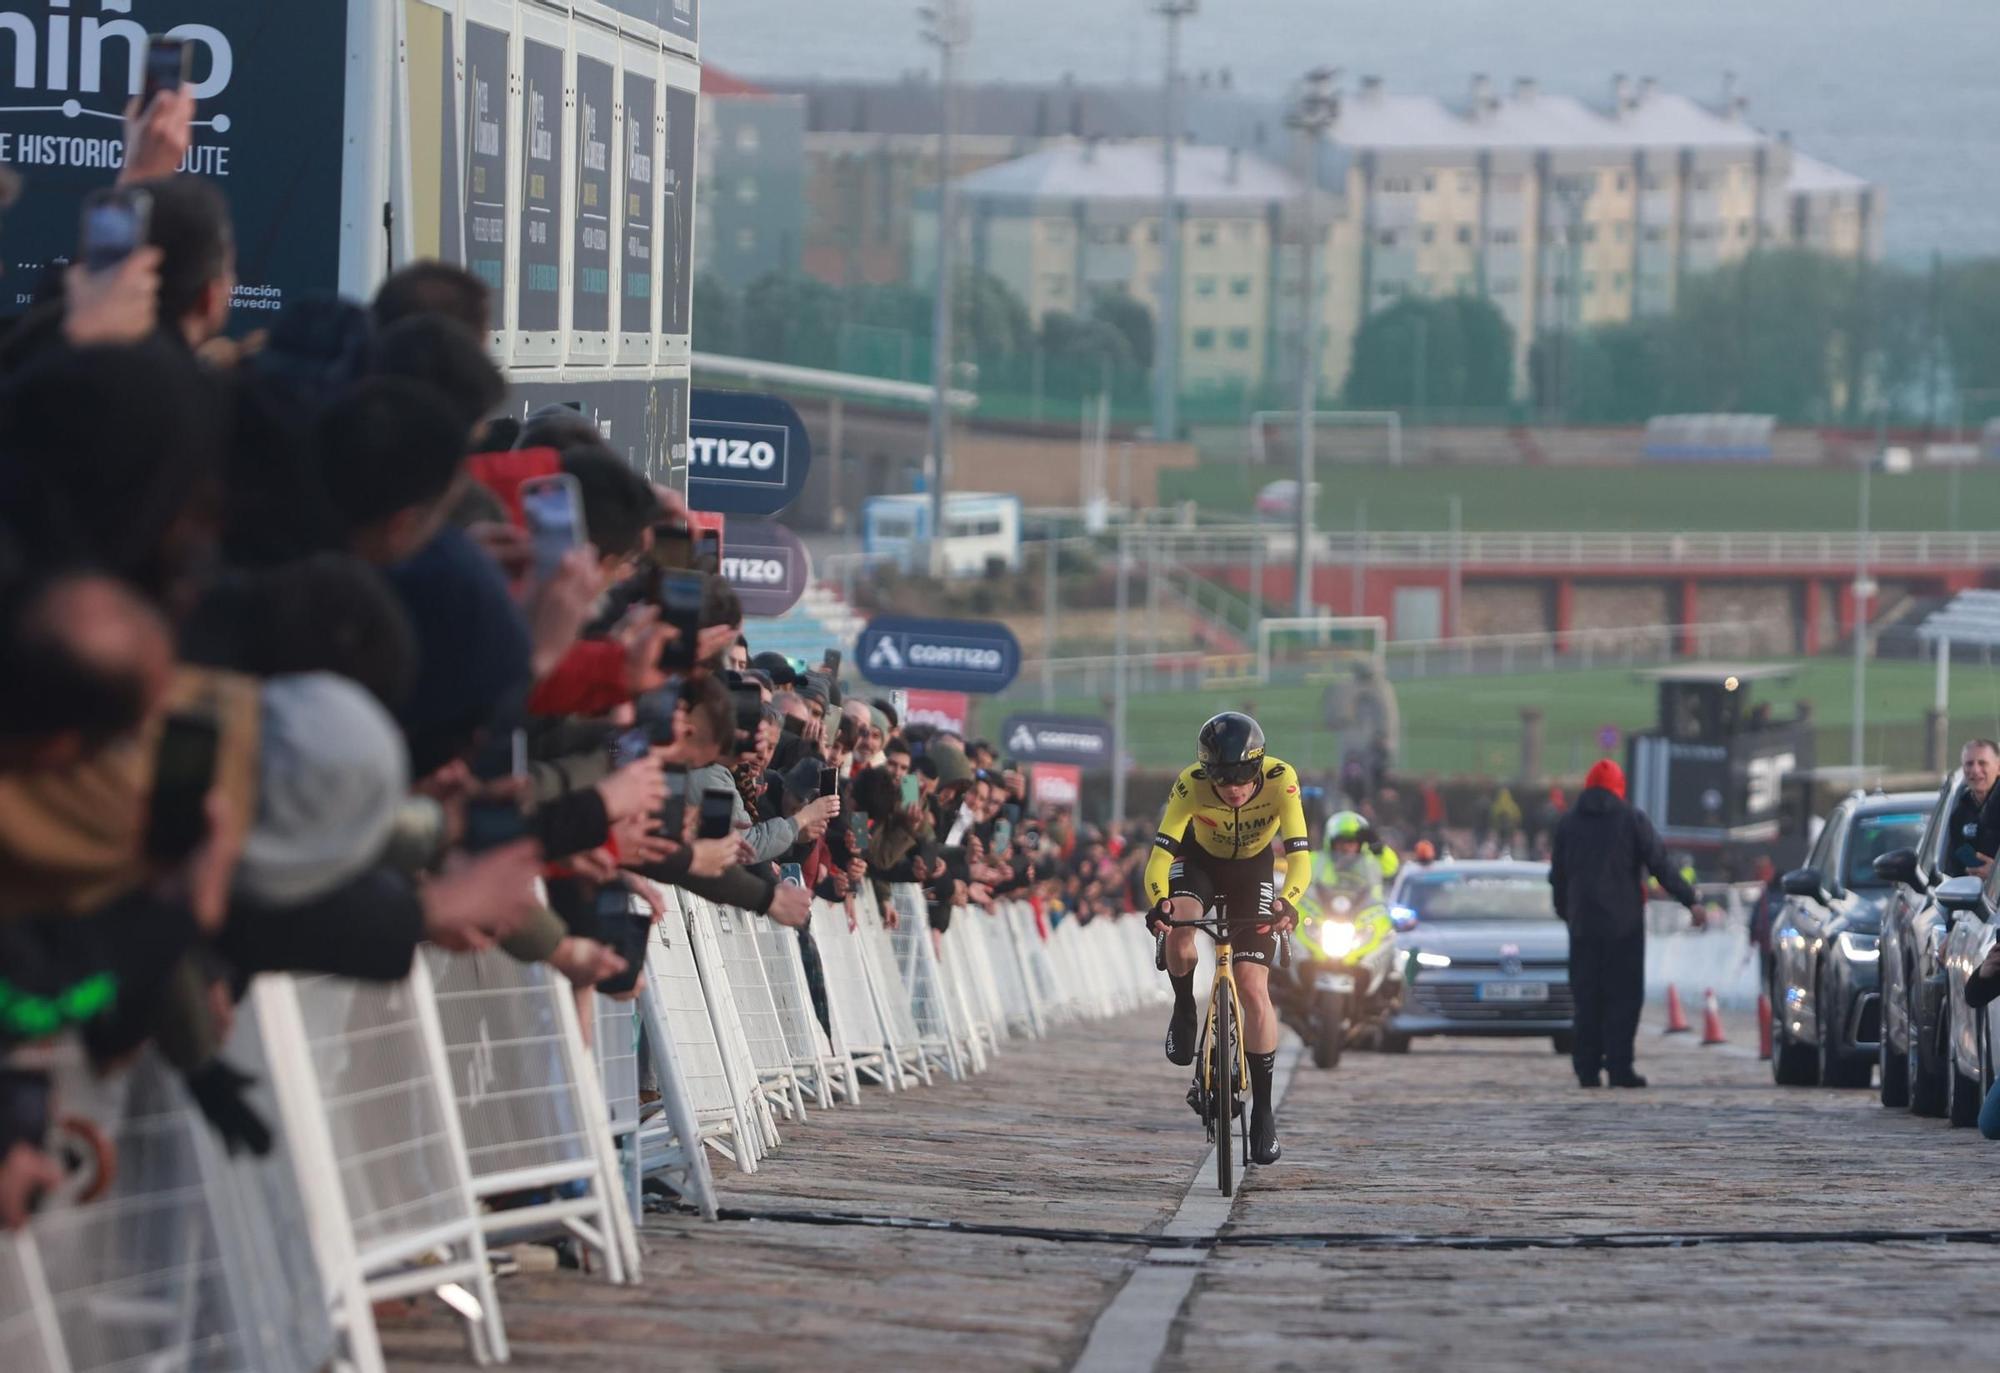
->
<box><xmin>1700</xmin><ymin>989</ymin><xmax>1728</xmax><ymax>1046</ymax></box>
<box><xmin>1662</xmin><ymin>985</ymin><xmax>1691</xmax><ymax>1034</ymax></box>
<box><xmin>1756</xmin><ymin>992</ymin><xmax>1774</xmax><ymax>1061</ymax></box>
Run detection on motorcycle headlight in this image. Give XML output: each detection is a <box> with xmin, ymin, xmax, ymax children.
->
<box><xmin>1320</xmin><ymin>920</ymin><xmax>1358</xmax><ymax>957</ymax></box>
<box><xmin>1414</xmin><ymin>950</ymin><xmax>1452</xmax><ymax>969</ymax></box>
<box><xmin>1836</xmin><ymin>931</ymin><xmax>1880</xmax><ymax>963</ymax></box>
<box><xmin>1332</xmin><ymin>895</ymin><xmax>1353</xmax><ymax>916</ymax></box>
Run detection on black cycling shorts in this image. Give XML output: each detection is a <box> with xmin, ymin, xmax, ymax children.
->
<box><xmin>1166</xmin><ymin>847</ymin><xmax>1278</xmax><ymax>968</ymax></box>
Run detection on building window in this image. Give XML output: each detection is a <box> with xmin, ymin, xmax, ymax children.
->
<box><xmin>736</xmin><ymin>124</ymin><xmax>760</xmax><ymax>153</ymax></box>
<box><xmin>1489</xmin><ymin>227</ymin><xmax>1518</xmax><ymax>245</ymax></box>
<box><xmin>1227</xmin><ymin>327</ymin><xmax>1252</xmax><ymax>350</ymax></box>
<box><xmin>1422</xmin><ymin>174</ymin><xmax>1436</xmax><ymax>193</ymax></box>
<box><xmin>1194</xmin><ymin>275</ymin><xmax>1218</xmax><ymax>297</ymax></box>
<box><xmin>1614</xmin><ymin>223</ymin><xmax>1629</xmax><ymax>243</ymax></box>
<box><xmin>1378</xmin><ymin>229</ymin><xmax>1397</xmax><ymax>247</ymax></box>
<box><xmin>1613</xmin><ymin>272</ymin><xmax>1628</xmax><ymax>290</ymax></box>
<box><xmin>1616</xmin><ymin>173</ymin><xmax>1629</xmax><ymax>192</ymax></box>
<box><xmin>1232</xmin><ymin>222</ymin><xmax>1254</xmax><ymax>243</ymax></box>
<box><xmin>735</xmin><ymin>227</ymin><xmax>756</xmax><ymax>252</ymax></box>
<box><xmin>1492</xmin><ymin>278</ymin><xmax>1518</xmax><ymax>295</ymax></box>
<box><xmin>1420</xmin><ymin>224</ymin><xmax>1436</xmax><ymax>245</ymax></box>
<box><xmin>1379</xmin><ymin>176</ymin><xmax>1415</xmax><ymax>194</ymax></box>
<box><xmin>1643</xmin><ymin>173</ymin><xmax>1663</xmax><ymax>192</ymax></box>
<box><xmin>1583</xmin><ymin>273</ymin><xmax>1597</xmax><ymax>295</ymax></box>
<box><xmin>736</xmin><ymin>179</ymin><xmax>759</xmax><ymax>204</ymax></box>
<box><xmin>1456</xmin><ymin>225</ymin><xmax>1473</xmax><ymax>244</ymax></box>
<box><xmin>1458</xmin><ymin>172</ymin><xmax>1475</xmax><ymax>194</ymax></box>
<box><xmin>1196</xmin><ymin>223</ymin><xmax>1219</xmax><ymax>247</ymax></box>
<box><xmin>1045</xmin><ymin>222</ymin><xmax>1072</xmax><ymax>245</ymax></box>
<box><xmin>1645</xmin><ymin>225</ymin><xmax>1667</xmax><ymax>243</ymax></box>
<box><xmin>1229</xmin><ymin>276</ymin><xmax>1253</xmax><ymax>297</ymax></box>
<box><xmin>1192</xmin><ymin>328</ymin><xmax>1216</xmax><ymax>351</ymax></box>
<box><xmin>1737</xmin><ymin>220</ymin><xmax>1752</xmax><ymax>239</ymax></box>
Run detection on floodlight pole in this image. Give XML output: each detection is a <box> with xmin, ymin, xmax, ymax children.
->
<box><xmin>1287</xmin><ymin>69</ymin><xmax>1339</xmax><ymax>617</ymax></box>
<box><xmin>1851</xmin><ymin>413</ymin><xmax>1881</xmax><ymax>769</ymax></box>
<box><xmin>921</xmin><ymin>1</ymin><xmax>970</xmax><ymax>577</ymax></box>
<box><xmin>1151</xmin><ymin>0</ymin><xmax>1197</xmax><ymax>444</ymax></box>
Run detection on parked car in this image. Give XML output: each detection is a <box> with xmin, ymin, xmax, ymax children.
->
<box><xmin>1768</xmin><ymin>792</ymin><xmax>1930</xmax><ymax>1088</ymax></box>
<box><xmin>1936</xmin><ymin>863</ymin><xmax>2000</xmax><ymax>1127</ymax></box>
<box><xmin>1875</xmin><ymin>772</ymin><xmax>1964</xmax><ymax>1115</ymax></box>
<box><xmin>1387</xmin><ymin>861</ymin><xmax>1571</xmax><ymax>1054</ymax></box>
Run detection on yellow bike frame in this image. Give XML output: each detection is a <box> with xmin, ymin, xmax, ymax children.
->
<box><xmin>1199</xmin><ymin>934</ymin><xmax>1251</xmax><ymax>1114</ymax></box>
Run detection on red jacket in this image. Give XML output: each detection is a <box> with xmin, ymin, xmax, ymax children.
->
<box><xmin>466</xmin><ymin>447</ymin><xmax>561</xmax><ymax>526</ymax></box>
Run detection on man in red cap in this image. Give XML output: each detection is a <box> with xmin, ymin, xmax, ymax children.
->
<box><xmin>1550</xmin><ymin>758</ymin><xmax>1708</xmax><ymax>1088</ymax></box>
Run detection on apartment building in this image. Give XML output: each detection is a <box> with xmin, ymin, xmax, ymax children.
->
<box><xmin>912</xmin><ymin>140</ymin><xmax>1341</xmax><ymax>394</ymax></box>
<box><xmin>694</xmin><ymin>68</ymin><xmax>807</xmax><ymax>292</ymax></box>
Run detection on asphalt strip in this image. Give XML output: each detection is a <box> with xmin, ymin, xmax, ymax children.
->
<box><xmin>1068</xmin><ymin>1039</ymin><xmax>1305</xmax><ymax>1373</ymax></box>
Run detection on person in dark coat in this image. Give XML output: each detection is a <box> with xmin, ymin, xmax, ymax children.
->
<box><xmin>1549</xmin><ymin>758</ymin><xmax>1708</xmax><ymax>1089</ymax></box>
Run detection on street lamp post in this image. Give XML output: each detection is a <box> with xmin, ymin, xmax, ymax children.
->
<box><xmin>920</xmin><ymin>1</ymin><xmax>971</xmax><ymax>576</ymax></box>
<box><xmin>1287</xmin><ymin>68</ymin><xmax>1339</xmax><ymax>618</ymax></box>
<box><xmin>1852</xmin><ymin>412</ymin><xmax>1883</xmax><ymax>769</ymax></box>
<box><xmin>1151</xmin><ymin>0</ymin><xmax>1197</xmax><ymax>444</ymax></box>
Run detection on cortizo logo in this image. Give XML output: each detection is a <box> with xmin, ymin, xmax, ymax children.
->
<box><xmin>721</xmin><ymin>555</ymin><xmax>787</xmax><ymax>586</ymax></box>
<box><xmin>690</xmin><ymin>435</ymin><xmax>781</xmax><ymax>473</ymax></box>
<box><xmin>0</xmin><ymin>3</ymin><xmax>236</xmax><ymax>101</ymax></box>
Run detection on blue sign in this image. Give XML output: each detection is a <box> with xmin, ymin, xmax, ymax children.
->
<box><xmin>722</xmin><ymin>520</ymin><xmax>811</xmax><ymax>619</ymax></box>
<box><xmin>1000</xmin><ymin>714</ymin><xmax>1115</xmax><ymax>767</ymax></box>
<box><xmin>858</xmin><ymin>617</ymin><xmax>1021</xmax><ymax>695</ymax></box>
<box><xmin>688</xmin><ymin>389</ymin><xmax>812</xmax><ymax>517</ymax></box>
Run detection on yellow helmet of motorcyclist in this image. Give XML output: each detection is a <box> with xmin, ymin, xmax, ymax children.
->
<box><xmin>1326</xmin><ymin>811</ymin><xmax>1368</xmax><ymax>852</ymax></box>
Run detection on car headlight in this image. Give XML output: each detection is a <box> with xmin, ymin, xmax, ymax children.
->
<box><xmin>1320</xmin><ymin>920</ymin><xmax>1358</xmax><ymax>957</ymax></box>
<box><xmin>1414</xmin><ymin>950</ymin><xmax>1452</xmax><ymax>969</ymax></box>
<box><xmin>1836</xmin><ymin>931</ymin><xmax>1880</xmax><ymax>963</ymax></box>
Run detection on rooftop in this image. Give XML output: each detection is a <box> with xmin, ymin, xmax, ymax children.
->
<box><xmin>952</xmin><ymin>139</ymin><xmax>1313</xmax><ymax>207</ymax></box>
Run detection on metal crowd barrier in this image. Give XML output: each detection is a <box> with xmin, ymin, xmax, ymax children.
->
<box><xmin>7</xmin><ymin>890</ymin><xmax>1168</xmax><ymax>1369</ymax></box>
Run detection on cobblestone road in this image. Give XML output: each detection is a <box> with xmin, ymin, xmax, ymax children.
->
<box><xmin>386</xmin><ymin>1002</ymin><xmax>2000</xmax><ymax>1371</ymax></box>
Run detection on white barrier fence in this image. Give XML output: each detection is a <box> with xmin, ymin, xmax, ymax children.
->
<box><xmin>8</xmin><ymin>885</ymin><xmax>1165</xmax><ymax>1370</ymax></box>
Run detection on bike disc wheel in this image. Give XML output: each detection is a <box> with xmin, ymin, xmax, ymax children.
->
<box><xmin>1214</xmin><ymin>986</ymin><xmax>1236</xmax><ymax>1198</ymax></box>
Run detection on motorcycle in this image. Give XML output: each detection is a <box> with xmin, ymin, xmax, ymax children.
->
<box><xmin>1284</xmin><ymin>889</ymin><xmax>1408</xmax><ymax>1069</ymax></box>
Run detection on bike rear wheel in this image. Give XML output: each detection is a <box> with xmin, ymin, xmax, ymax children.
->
<box><xmin>1213</xmin><ymin>987</ymin><xmax>1236</xmax><ymax>1197</ymax></box>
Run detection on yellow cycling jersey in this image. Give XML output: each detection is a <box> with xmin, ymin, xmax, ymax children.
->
<box><xmin>1144</xmin><ymin>758</ymin><xmax>1314</xmax><ymax>907</ymax></box>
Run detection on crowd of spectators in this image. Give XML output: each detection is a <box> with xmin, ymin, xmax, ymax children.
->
<box><xmin>0</xmin><ymin>95</ymin><xmax>1142</xmax><ymax>1234</ymax></box>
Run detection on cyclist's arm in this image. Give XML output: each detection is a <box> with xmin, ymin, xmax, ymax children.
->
<box><xmin>1143</xmin><ymin>775</ymin><xmax>1197</xmax><ymax>905</ymax></box>
<box><xmin>1276</xmin><ymin>777</ymin><xmax>1313</xmax><ymax>907</ymax></box>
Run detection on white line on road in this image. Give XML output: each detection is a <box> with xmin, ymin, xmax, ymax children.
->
<box><xmin>1070</xmin><ymin>1041</ymin><xmax>1304</xmax><ymax>1373</ymax></box>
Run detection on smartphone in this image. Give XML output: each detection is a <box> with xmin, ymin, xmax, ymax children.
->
<box><xmin>595</xmin><ymin>889</ymin><xmax>650</xmax><ymax>995</ymax></box>
<box><xmin>462</xmin><ymin>798</ymin><xmax>529</xmax><ymax>853</ymax></box>
<box><xmin>822</xmin><ymin>649</ymin><xmax>842</xmax><ymax>677</ymax></box>
<box><xmin>145</xmin><ymin>710</ymin><xmax>219</xmax><ymax>864</ymax></box>
<box><xmin>818</xmin><ymin>765</ymin><xmax>838</xmax><ymax>799</ymax></box>
<box><xmin>520</xmin><ymin>474</ymin><xmax>589</xmax><ymax>584</ymax></box>
<box><xmin>656</xmin><ymin>568</ymin><xmax>704</xmax><ymax>672</ymax></box>
<box><xmin>611</xmin><ymin>729</ymin><xmax>650</xmax><ymax>769</ymax></box>
<box><xmin>651</xmin><ymin>519</ymin><xmax>695</xmax><ymax>572</ymax></box>
<box><xmin>778</xmin><ymin>863</ymin><xmax>804</xmax><ymax>888</ymax></box>
<box><xmin>697</xmin><ymin>789</ymin><xmax>736</xmax><ymax>841</ymax></box>
<box><xmin>782</xmin><ymin>715</ymin><xmax>806</xmax><ymax>739</ymax></box>
<box><xmin>78</xmin><ymin>188</ymin><xmax>152</xmax><ymax>273</ymax></box>
<box><xmin>695</xmin><ymin>528</ymin><xmax>722</xmax><ymax>570</ymax></box>
<box><xmin>141</xmin><ymin>35</ymin><xmax>191</xmax><ymax>108</ymax></box>
<box><xmin>900</xmin><ymin>775</ymin><xmax>921</xmax><ymax>808</ymax></box>
<box><xmin>658</xmin><ymin>794</ymin><xmax>687</xmax><ymax>843</ymax></box>
<box><xmin>510</xmin><ymin>727</ymin><xmax>529</xmax><ymax>780</ymax></box>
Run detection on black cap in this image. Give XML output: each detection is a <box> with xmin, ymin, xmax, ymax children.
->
<box><xmin>752</xmin><ymin>651</ymin><xmax>800</xmax><ymax>687</ymax></box>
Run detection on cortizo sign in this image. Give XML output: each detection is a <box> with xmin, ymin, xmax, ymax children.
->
<box><xmin>999</xmin><ymin>714</ymin><xmax>1115</xmax><ymax>766</ymax></box>
<box><xmin>689</xmin><ymin>390</ymin><xmax>811</xmax><ymax>517</ymax></box>
<box><xmin>718</xmin><ymin>519</ymin><xmax>810</xmax><ymax>618</ymax></box>
<box><xmin>857</xmin><ymin>616</ymin><xmax>1021</xmax><ymax>694</ymax></box>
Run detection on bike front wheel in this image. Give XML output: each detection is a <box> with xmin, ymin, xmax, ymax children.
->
<box><xmin>1213</xmin><ymin>987</ymin><xmax>1236</xmax><ymax>1198</ymax></box>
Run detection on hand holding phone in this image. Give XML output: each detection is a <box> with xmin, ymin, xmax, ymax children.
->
<box><xmin>146</xmin><ymin>710</ymin><xmax>220</xmax><ymax>865</ymax></box>
<box><xmin>520</xmin><ymin>474</ymin><xmax>590</xmax><ymax>585</ymax></box>
<box><xmin>697</xmin><ymin>789</ymin><xmax>736</xmax><ymax>841</ymax></box>
<box><xmin>79</xmin><ymin>189</ymin><xmax>152</xmax><ymax>273</ymax></box>
<box><xmin>656</xmin><ymin>569</ymin><xmax>704</xmax><ymax>672</ymax></box>
<box><xmin>141</xmin><ymin>35</ymin><xmax>192</xmax><ymax>108</ymax></box>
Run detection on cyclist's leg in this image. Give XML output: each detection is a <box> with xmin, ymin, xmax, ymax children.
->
<box><xmin>1233</xmin><ymin>960</ymin><xmax>1279</xmax><ymax>1054</ymax></box>
<box><xmin>1224</xmin><ymin>870</ymin><xmax>1284</xmax><ymax>1164</ymax></box>
<box><xmin>1161</xmin><ymin>861</ymin><xmax>1216</xmax><ymax>1066</ymax></box>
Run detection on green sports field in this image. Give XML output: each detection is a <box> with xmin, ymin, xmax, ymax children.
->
<box><xmin>1018</xmin><ymin>656</ymin><xmax>1994</xmax><ymax>779</ymax></box>
<box><xmin>1156</xmin><ymin>463</ymin><xmax>1996</xmax><ymax>534</ymax></box>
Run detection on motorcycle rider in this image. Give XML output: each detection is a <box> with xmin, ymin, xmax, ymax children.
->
<box><xmin>1295</xmin><ymin>812</ymin><xmax>1398</xmax><ymax>1006</ymax></box>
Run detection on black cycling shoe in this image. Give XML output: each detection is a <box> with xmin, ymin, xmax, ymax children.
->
<box><xmin>1165</xmin><ymin>1000</ymin><xmax>1197</xmax><ymax>1066</ymax></box>
<box><xmin>1250</xmin><ymin>1105</ymin><xmax>1281</xmax><ymax>1165</ymax></box>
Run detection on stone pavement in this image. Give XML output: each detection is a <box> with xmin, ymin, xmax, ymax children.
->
<box><xmin>384</xmin><ymin>1002</ymin><xmax>2000</xmax><ymax>1371</ymax></box>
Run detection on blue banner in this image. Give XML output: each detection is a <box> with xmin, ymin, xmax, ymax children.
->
<box><xmin>688</xmin><ymin>389</ymin><xmax>812</xmax><ymax>516</ymax></box>
<box><xmin>998</xmin><ymin>714</ymin><xmax>1115</xmax><ymax>767</ymax></box>
<box><xmin>722</xmin><ymin>520</ymin><xmax>811</xmax><ymax>618</ymax></box>
<box><xmin>858</xmin><ymin>617</ymin><xmax>1022</xmax><ymax>695</ymax></box>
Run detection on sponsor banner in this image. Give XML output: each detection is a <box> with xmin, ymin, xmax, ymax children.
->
<box><xmin>1032</xmin><ymin>765</ymin><xmax>1083</xmax><ymax>811</ymax></box>
<box><xmin>517</xmin><ymin>36</ymin><xmax>565</xmax><ymax>333</ymax></box>
<box><xmin>857</xmin><ymin>616</ymin><xmax>1021</xmax><ymax>694</ymax></box>
<box><xmin>620</xmin><ymin>68</ymin><xmax>657</xmax><ymax>336</ymax></box>
<box><xmin>463</xmin><ymin>19</ymin><xmax>510</xmax><ymax>315</ymax></box>
<box><xmin>597</xmin><ymin>0</ymin><xmax>698</xmax><ymax>47</ymax></box>
<box><xmin>512</xmin><ymin>375</ymin><xmax>684</xmax><ymax>484</ymax></box>
<box><xmin>0</xmin><ymin>2</ymin><xmax>346</xmax><ymax>320</ymax></box>
<box><xmin>571</xmin><ymin>53</ymin><xmax>615</xmax><ymax>333</ymax></box>
<box><xmin>899</xmin><ymin>690</ymin><xmax>970</xmax><ymax>737</ymax></box>
<box><xmin>688</xmin><ymin>389</ymin><xmax>812</xmax><ymax>515</ymax></box>
<box><xmin>999</xmin><ymin>714</ymin><xmax>1114</xmax><ymax>767</ymax></box>
<box><xmin>661</xmin><ymin>78</ymin><xmax>697</xmax><ymax>337</ymax></box>
<box><xmin>719</xmin><ymin>520</ymin><xmax>810</xmax><ymax>618</ymax></box>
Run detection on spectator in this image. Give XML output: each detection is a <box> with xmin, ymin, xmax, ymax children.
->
<box><xmin>1550</xmin><ymin>759</ymin><xmax>1707</xmax><ymax>1090</ymax></box>
<box><xmin>1942</xmin><ymin>738</ymin><xmax>2000</xmax><ymax>878</ymax></box>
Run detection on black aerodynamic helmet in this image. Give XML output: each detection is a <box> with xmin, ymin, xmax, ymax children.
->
<box><xmin>1197</xmin><ymin>711</ymin><xmax>1266</xmax><ymax>785</ymax></box>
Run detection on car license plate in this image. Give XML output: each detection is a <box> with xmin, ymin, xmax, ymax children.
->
<box><xmin>1477</xmin><ymin>982</ymin><xmax>1548</xmax><ymax>1003</ymax></box>
<box><xmin>1316</xmin><ymin>973</ymin><xmax>1355</xmax><ymax>994</ymax></box>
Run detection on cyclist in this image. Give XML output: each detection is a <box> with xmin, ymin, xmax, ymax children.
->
<box><xmin>1144</xmin><ymin>712</ymin><xmax>1310</xmax><ymax>1166</ymax></box>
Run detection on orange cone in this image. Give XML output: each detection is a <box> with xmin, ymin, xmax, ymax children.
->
<box><xmin>1662</xmin><ymin>985</ymin><xmax>1691</xmax><ymax>1034</ymax></box>
<box><xmin>1700</xmin><ymin>988</ymin><xmax>1728</xmax><ymax>1046</ymax></box>
<box><xmin>1756</xmin><ymin>992</ymin><xmax>1774</xmax><ymax>1061</ymax></box>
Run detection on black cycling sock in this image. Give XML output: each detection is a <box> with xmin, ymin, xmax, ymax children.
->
<box><xmin>1248</xmin><ymin>1050</ymin><xmax>1277</xmax><ymax>1110</ymax></box>
<box><xmin>1169</xmin><ymin>970</ymin><xmax>1195</xmax><ymax>1011</ymax></box>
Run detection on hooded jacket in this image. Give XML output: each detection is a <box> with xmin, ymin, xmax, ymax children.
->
<box><xmin>1549</xmin><ymin>786</ymin><xmax>1699</xmax><ymax>939</ymax></box>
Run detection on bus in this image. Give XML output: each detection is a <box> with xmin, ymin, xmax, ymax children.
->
<box><xmin>0</xmin><ymin>0</ymin><xmax>700</xmax><ymax>482</ymax></box>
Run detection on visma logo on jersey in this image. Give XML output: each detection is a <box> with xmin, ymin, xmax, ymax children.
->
<box><xmin>0</xmin><ymin>3</ymin><xmax>236</xmax><ymax>175</ymax></box>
